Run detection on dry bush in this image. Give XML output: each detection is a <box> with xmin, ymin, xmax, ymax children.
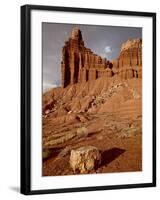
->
<box><xmin>42</xmin><ymin>149</ymin><xmax>52</xmax><ymax>160</ymax></box>
<box><xmin>76</xmin><ymin>127</ymin><xmax>88</xmax><ymax>138</ymax></box>
<box><xmin>118</xmin><ymin>127</ymin><xmax>140</xmax><ymax>138</ymax></box>
<box><xmin>44</xmin><ymin>131</ymin><xmax>76</xmax><ymax>148</ymax></box>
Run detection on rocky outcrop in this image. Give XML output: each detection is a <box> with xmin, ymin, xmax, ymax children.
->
<box><xmin>70</xmin><ymin>146</ymin><xmax>101</xmax><ymax>173</ymax></box>
<box><xmin>61</xmin><ymin>28</ymin><xmax>142</xmax><ymax>88</ymax></box>
<box><xmin>113</xmin><ymin>39</ymin><xmax>142</xmax><ymax>79</ymax></box>
<box><xmin>61</xmin><ymin>28</ymin><xmax>113</xmax><ymax>87</ymax></box>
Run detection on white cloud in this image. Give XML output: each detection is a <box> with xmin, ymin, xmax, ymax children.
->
<box><xmin>104</xmin><ymin>46</ymin><xmax>112</xmax><ymax>54</ymax></box>
<box><xmin>43</xmin><ymin>82</ymin><xmax>58</xmax><ymax>93</ymax></box>
<box><xmin>100</xmin><ymin>53</ymin><xmax>107</xmax><ymax>58</ymax></box>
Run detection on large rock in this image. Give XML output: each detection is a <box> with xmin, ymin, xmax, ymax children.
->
<box><xmin>116</xmin><ymin>39</ymin><xmax>142</xmax><ymax>79</ymax></box>
<box><xmin>61</xmin><ymin>28</ymin><xmax>113</xmax><ymax>88</ymax></box>
<box><xmin>70</xmin><ymin>146</ymin><xmax>101</xmax><ymax>173</ymax></box>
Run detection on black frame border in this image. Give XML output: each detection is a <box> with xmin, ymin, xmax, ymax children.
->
<box><xmin>20</xmin><ymin>4</ymin><xmax>156</xmax><ymax>195</ymax></box>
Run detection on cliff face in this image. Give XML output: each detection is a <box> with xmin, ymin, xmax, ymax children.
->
<box><xmin>113</xmin><ymin>39</ymin><xmax>142</xmax><ymax>79</ymax></box>
<box><xmin>61</xmin><ymin>28</ymin><xmax>142</xmax><ymax>88</ymax></box>
<box><xmin>61</xmin><ymin>28</ymin><xmax>113</xmax><ymax>88</ymax></box>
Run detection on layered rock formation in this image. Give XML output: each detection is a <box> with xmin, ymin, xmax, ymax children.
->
<box><xmin>43</xmin><ymin>29</ymin><xmax>142</xmax><ymax>176</ymax></box>
<box><xmin>61</xmin><ymin>28</ymin><xmax>113</xmax><ymax>87</ymax></box>
<box><xmin>61</xmin><ymin>28</ymin><xmax>142</xmax><ymax>88</ymax></box>
<box><xmin>113</xmin><ymin>39</ymin><xmax>142</xmax><ymax>79</ymax></box>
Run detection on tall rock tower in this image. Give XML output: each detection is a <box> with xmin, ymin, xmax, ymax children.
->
<box><xmin>61</xmin><ymin>28</ymin><xmax>85</xmax><ymax>87</ymax></box>
<box><xmin>61</xmin><ymin>27</ymin><xmax>112</xmax><ymax>88</ymax></box>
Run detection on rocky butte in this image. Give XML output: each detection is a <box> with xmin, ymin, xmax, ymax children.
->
<box><xmin>61</xmin><ymin>27</ymin><xmax>142</xmax><ymax>88</ymax></box>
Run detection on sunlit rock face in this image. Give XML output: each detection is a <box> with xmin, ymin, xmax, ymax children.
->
<box><xmin>113</xmin><ymin>39</ymin><xmax>142</xmax><ymax>79</ymax></box>
<box><xmin>61</xmin><ymin>28</ymin><xmax>113</xmax><ymax>88</ymax></box>
<box><xmin>61</xmin><ymin>28</ymin><xmax>142</xmax><ymax>88</ymax></box>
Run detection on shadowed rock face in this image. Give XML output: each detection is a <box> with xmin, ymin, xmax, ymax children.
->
<box><xmin>61</xmin><ymin>28</ymin><xmax>142</xmax><ymax>88</ymax></box>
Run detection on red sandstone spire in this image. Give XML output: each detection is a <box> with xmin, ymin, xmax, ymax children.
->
<box><xmin>61</xmin><ymin>28</ymin><xmax>111</xmax><ymax>88</ymax></box>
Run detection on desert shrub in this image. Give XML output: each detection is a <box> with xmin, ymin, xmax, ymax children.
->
<box><xmin>118</xmin><ymin>127</ymin><xmax>139</xmax><ymax>138</ymax></box>
<box><xmin>42</xmin><ymin>149</ymin><xmax>52</xmax><ymax>160</ymax></box>
<box><xmin>94</xmin><ymin>96</ymin><xmax>104</xmax><ymax>105</ymax></box>
<box><xmin>76</xmin><ymin>126</ymin><xmax>88</xmax><ymax>138</ymax></box>
<box><xmin>44</xmin><ymin>131</ymin><xmax>77</xmax><ymax>148</ymax></box>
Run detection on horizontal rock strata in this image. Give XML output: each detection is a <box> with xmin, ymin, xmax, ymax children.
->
<box><xmin>61</xmin><ymin>28</ymin><xmax>142</xmax><ymax>88</ymax></box>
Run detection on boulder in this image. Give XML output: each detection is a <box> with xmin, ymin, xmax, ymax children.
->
<box><xmin>70</xmin><ymin>146</ymin><xmax>101</xmax><ymax>173</ymax></box>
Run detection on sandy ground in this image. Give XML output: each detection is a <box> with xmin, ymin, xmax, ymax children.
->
<box><xmin>42</xmin><ymin>111</ymin><xmax>142</xmax><ymax>176</ymax></box>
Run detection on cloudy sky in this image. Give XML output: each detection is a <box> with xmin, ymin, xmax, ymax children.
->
<box><xmin>42</xmin><ymin>23</ymin><xmax>142</xmax><ymax>92</ymax></box>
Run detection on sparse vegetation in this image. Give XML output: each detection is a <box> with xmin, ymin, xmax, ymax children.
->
<box><xmin>43</xmin><ymin>126</ymin><xmax>89</xmax><ymax>149</ymax></box>
<box><xmin>76</xmin><ymin>126</ymin><xmax>88</xmax><ymax>138</ymax></box>
<box><xmin>44</xmin><ymin>131</ymin><xmax>76</xmax><ymax>148</ymax></box>
<box><xmin>42</xmin><ymin>149</ymin><xmax>52</xmax><ymax>160</ymax></box>
<box><xmin>118</xmin><ymin>127</ymin><xmax>140</xmax><ymax>138</ymax></box>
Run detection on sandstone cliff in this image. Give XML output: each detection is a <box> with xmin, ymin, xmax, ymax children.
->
<box><xmin>61</xmin><ymin>28</ymin><xmax>113</xmax><ymax>87</ymax></box>
<box><xmin>112</xmin><ymin>39</ymin><xmax>142</xmax><ymax>79</ymax></box>
<box><xmin>61</xmin><ymin>28</ymin><xmax>142</xmax><ymax>88</ymax></box>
